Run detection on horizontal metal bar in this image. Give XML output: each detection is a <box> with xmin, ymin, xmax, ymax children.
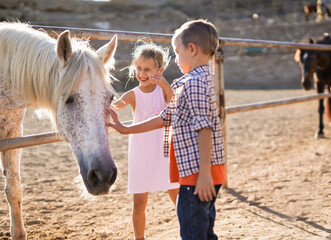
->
<box><xmin>220</xmin><ymin>37</ymin><xmax>331</xmax><ymax>51</ymax></box>
<box><xmin>32</xmin><ymin>25</ymin><xmax>173</xmax><ymax>43</ymax></box>
<box><xmin>0</xmin><ymin>121</ymin><xmax>132</xmax><ymax>152</ymax></box>
<box><xmin>2</xmin><ymin>92</ymin><xmax>330</xmax><ymax>151</ymax></box>
<box><xmin>32</xmin><ymin>25</ymin><xmax>331</xmax><ymax>51</ymax></box>
<box><xmin>0</xmin><ymin>132</ymin><xmax>62</xmax><ymax>152</ymax></box>
<box><xmin>226</xmin><ymin>92</ymin><xmax>331</xmax><ymax>114</ymax></box>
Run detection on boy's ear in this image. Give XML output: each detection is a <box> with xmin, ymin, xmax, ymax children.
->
<box><xmin>158</xmin><ymin>67</ymin><xmax>164</xmax><ymax>73</ymax></box>
<box><xmin>188</xmin><ymin>43</ymin><xmax>198</xmax><ymax>56</ymax></box>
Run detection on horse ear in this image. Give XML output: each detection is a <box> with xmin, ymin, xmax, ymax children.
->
<box><xmin>309</xmin><ymin>38</ymin><xmax>314</xmax><ymax>44</ymax></box>
<box><xmin>294</xmin><ymin>49</ymin><xmax>301</xmax><ymax>62</ymax></box>
<box><xmin>96</xmin><ymin>35</ymin><xmax>117</xmax><ymax>65</ymax></box>
<box><xmin>57</xmin><ymin>30</ymin><xmax>72</xmax><ymax>66</ymax></box>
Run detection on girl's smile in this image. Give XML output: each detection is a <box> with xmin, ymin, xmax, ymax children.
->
<box><xmin>135</xmin><ymin>57</ymin><xmax>160</xmax><ymax>90</ymax></box>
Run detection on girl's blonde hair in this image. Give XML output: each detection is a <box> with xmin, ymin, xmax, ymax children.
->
<box><xmin>128</xmin><ymin>39</ymin><xmax>171</xmax><ymax>80</ymax></box>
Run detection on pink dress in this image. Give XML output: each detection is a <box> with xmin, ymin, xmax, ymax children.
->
<box><xmin>128</xmin><ymin>86</ymin><xmax>179</xmax><ymax>194</ymax></box>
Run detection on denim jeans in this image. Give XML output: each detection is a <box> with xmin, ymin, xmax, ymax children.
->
<box><xmin>177</xmin><ymin>184</ymin><xmax>222</xmax><ymax>240</ymax></box>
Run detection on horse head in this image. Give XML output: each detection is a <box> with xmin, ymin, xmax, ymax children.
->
<box><xmin>54</xmin><ymin>31</ymin><xmax>118</xmax><ymax>195</ymax></box>
<box><xmin>294</xmin><ymin>38</ymin><xmax>318</xmax><ymax>90</ymax></box>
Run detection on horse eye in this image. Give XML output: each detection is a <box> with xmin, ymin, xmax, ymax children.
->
<box><xmin>110</xmin><ymin>95</ymin><xmax>114</xmax><ymax>103</ymax></box>
<box><xmin>65</xmin><ymin>96</ymin><xmax>74</xmax><ymax>104</ymax></box>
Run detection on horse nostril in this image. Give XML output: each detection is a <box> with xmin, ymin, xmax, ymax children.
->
<box><xmin>88</xmin><ymin>168</ymin><xmax>117</xmax><ymax>188</ymax></box>
<box><xmin>108</xmin><ymin>168</ymin><xmax>117</xmax><ymax>186</ymax></box>
<box><xmin>88</xmin><ymin>169</ymin><xmax>102</xmax><ymax>187</ymax></box>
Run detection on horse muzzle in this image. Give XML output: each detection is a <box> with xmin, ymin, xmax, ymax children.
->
<box><xmin>87</xmin><ymin>164</ymin><xmax>117</xmax><ymax>195</ymax></box>
<box><xmin>302</xmin><ymin>80</ymin><xmax>311</xmax><ymax>90</ymax></box>
<box><xmin>302</xmin><ymin>74</ymin><xmax>312</xmax><ymax>90</ymax></box>
<box><xmin>78</xmin><ymin>153</ymin><xmax>118</xmax><ymax>195</ymax></box>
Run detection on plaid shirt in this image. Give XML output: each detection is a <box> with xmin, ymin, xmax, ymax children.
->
<box><xmin>160</xmin><ymin>65</ymin><xmax>225</xmax><ymax>178</ymax></box>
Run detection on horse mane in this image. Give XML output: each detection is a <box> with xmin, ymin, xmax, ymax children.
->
<box><xmin>0</xmin><ymin>22</ymin><xmax>114</xmax><ymax>120</ymax></box>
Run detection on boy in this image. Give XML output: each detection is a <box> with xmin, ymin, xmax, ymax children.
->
<box><xmin>107</xmin><ymin>19</ymin><xmax>226</xmax><ymax>240</ymax></box>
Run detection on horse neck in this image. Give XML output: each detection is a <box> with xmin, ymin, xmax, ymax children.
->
<box><xmin>315</xmin><ymin>51</ymin><xmax>330</xmax><ymax>71</ymax></box>
<box><xmin>0</xmin><ymin>75</ymin><xmax>30</xmax><ymax>111</ymax></box>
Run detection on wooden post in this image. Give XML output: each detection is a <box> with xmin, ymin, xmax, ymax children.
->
<box><xmin>213</xmin><ymin>44</ymin><xmax>228</xmax><ymax>188</ymax></box>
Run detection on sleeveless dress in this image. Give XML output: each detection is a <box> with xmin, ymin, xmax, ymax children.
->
<box><xmin>128</xmin><ymin>85</ymin><xmax>179</xmax><ymax>194</ymax></box>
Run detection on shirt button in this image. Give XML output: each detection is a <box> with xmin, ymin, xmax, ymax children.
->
<box><xmin>187</xmin><ymin>187</ymin><xmax>190</xmax><ymax>190</ymax></box>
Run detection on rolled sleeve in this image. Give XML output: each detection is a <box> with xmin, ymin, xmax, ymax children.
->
<box><xmin>193</xmin><ymin>116</ymin><xmax>212</xmax><ymax>131</ymax></box>
<box><xmin>160</xmin><ymin>107</ymin><xmax>167</xmax><ymax>121</ymax></box>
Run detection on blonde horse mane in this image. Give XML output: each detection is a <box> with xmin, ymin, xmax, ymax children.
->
<box><xmin>0</xmin><ymin>22</ymin><xmax>114</xmax><ymax>120</ymax></box>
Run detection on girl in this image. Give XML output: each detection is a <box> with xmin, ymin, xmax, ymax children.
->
<box><xmin>111</xmin><ymin>41</ymin><xmax>179</xmax><ymax>240</ymax></box>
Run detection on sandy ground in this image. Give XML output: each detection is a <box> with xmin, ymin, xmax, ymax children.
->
<box><xmin>0</xmin><ymin>89</ymin><xmax>330</xmax><ymax>240</ymax></box>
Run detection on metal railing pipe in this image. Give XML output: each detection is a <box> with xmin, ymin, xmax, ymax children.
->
<box><xmin>220</xmin><ymin>37</ymin><xmax>331</xmax><ymax>50</ymax></box>
<box><xmin>32</xmin><ymin>25</ymin><xmax>331</xmax><ymax>51</ymax></box>
<box><xmin>2</xmin><ymin>93</ymin><xmax>330</xmax><ymax>151</ymax></box>
<box><xmin>32</xmin><ymin>25</ymin><xmax>173</xmax><ymax>43</ymax></box>
<box><xmin>0</xmin><ymin>122</ymin><xmax>130</xmax><ymax>152</ymax></box>
<box><xmin>226</xmin><ymin>92</ymin><xmax>331</xmax><ymax>114</ymax></box>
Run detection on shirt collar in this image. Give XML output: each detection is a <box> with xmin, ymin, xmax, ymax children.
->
<box><xmin>172</xmin><ymin>65</ymin><xmax>210</xmax><ymax>88</ymax></box>
<box><xmin>190</xmin><ymin>65</ymin><xmax>209</xmax><ymax>75</ymax></box>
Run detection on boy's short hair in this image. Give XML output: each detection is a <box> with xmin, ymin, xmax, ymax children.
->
<box><xmin>172</xmin><ymin>19</ymin><xmax>219</xmax><ymax>58</ymax></box>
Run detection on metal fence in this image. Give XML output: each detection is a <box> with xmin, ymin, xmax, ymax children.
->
<box><xmin>1</xmin><ymin>26</ymin><xmax>331</xmax><ymax>187</ymax></box>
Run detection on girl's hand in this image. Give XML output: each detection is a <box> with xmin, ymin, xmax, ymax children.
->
<box><xmin>150</xmin><ymin>71</ymin><xmax>173</xmax><ymax>103</ymax></box>
<box><xmin>106</xmin><ymin>108</ymin><xmax>128</xmax><ymax>134</ymax></box>
<box><xmin>110</xmin><ymin>103</ymin><xmax>120</xmax><ymax>112</ymax></box>
<box><xmin>150</xmin><ymin>71</ymin><xmax>167</xmax><ymax>88</ymax></box>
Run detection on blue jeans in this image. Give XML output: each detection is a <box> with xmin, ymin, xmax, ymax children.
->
<box><xmin>177</xmin><ymin>184</ymin><xmax>222</xmax><ymax>240</ymax></box>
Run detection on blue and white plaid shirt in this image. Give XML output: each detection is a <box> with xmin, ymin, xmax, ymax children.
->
<box><xmin>160</xmin><ymin>65</ymin><xmax>225</xmax><ymax>178</ymax></box>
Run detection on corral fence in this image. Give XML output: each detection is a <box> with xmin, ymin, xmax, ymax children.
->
<box><xmin>1</xmin><ymin>25</ymin><xmax>331</xmax><ymax>188</ymax></box>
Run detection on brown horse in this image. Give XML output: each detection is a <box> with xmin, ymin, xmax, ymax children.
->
<box><xmin>304</xmin><ymin>2</ymin><xmax>331</xmax><ymax>21</ymax></box>
<box><xmin>294</xmin><ymin>33</ymin><xmax>331</xmax><ymax>138</ymax></box>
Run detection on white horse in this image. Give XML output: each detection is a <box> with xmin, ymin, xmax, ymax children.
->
<box><xmin>0</xmin><ymin>22</ymin><xmax>118</xmax><ymax>240</ymax></box>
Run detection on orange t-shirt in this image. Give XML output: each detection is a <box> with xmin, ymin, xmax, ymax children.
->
<box><xmin>169</xmin><ymin>138</ymin><xmax>226</xmax><ymax>186</ymax></box>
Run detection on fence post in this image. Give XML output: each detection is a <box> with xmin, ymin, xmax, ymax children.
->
<box><xmin>213</xmin><ymin>44</ymin><xmax>228</xmax><ymax>188</ymax></box>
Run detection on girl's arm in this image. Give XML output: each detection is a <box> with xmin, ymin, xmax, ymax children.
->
<box><xmin>107</xmin><ymin>108</ymin><xmax>165</xmax><ymax>134</ymax></box>
<box><xmin>111</xmin><ymin>90</ymin><xmax>135</xmax><ymax>111</ymax></box>
<box><xmin>150</xmin><ymin>71</ymin><xmax>173</xmax><ymax>104</ymax></box>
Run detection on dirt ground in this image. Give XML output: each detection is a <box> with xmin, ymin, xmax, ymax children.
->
<box><xmin>0</xmin><ymin>89</ymin><xmax>330</xmax><ymax>240</ymax></box>
<box><xmin>1</xmin><ymin>0</ymin><xmax>331</xmax><ymax>239</ymax></box>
